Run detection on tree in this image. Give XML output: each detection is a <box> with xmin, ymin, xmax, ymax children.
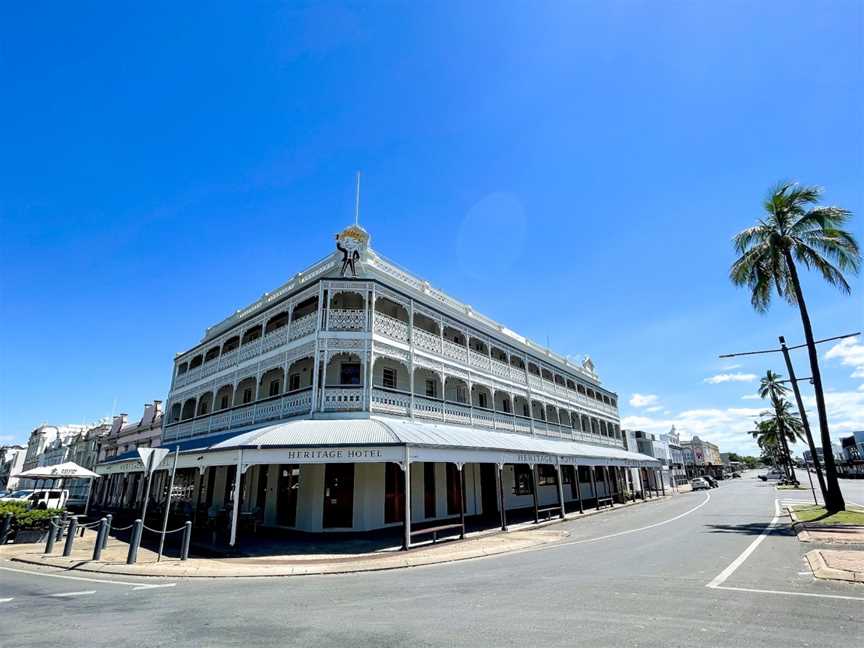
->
<box><xmin>730</xmin><ymin>182</ymin><xmax>860</xmax><ymax>511</ymax></box>
<box><xmin>757</xmin><ymin>371</ymin><xmax>799</xmax><ymax>482</ymax></box>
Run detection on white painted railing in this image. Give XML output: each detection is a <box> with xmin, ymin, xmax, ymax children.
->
<box><xmin>289</xmin><ymin>312</ymin><xmax>317</xmax><ymax>340</ymax></box>
<box><xmin>321</xmin><ymin>387</ymin><xmax>364</xmax><ymax>411</ymax></box>
<box><xmin>413</xmin><ymin>327</ymin><xmax>441</xmax><ymax>354</ymax></box>
<box><xmin>370</xmin><ymin>387</ymin><xmax>410</xmax><ymax>416</ymax></box>
<box><xmin>327</xmin><ymin>309</ymin><xmax>366</xmax><ymax>331</ymax></box>
<box><xmin>373</xmin><ymin>312</ymin><xmax>410</xmax><ymax>343</ymax></box>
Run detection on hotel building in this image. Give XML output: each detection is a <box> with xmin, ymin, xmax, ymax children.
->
<box><xmin>96</xmin><ymin>226</ymin><xmax>658</xmax><ymax>548</ymax></box>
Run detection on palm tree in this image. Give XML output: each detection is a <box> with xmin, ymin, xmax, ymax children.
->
<box><xmin>758</xmin><ymin>371</ymin><xmax>798</xmax><ymax>482</ymax></box>
<box><xmin>750</xmin><ymin>406</ymin><xmax>804</xmax><ymax>477</ymax></box>
<box><xmin>731</xmin><ymin>182</ymin><xmax>860</xmax><ymax>511</ymax></box>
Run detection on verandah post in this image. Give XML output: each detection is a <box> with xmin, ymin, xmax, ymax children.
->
<box><xmin>457</xmin><ymin>464</ymin><xmax>465</xmax><ymax>539</ymax></box>
<box><xmin>402</xmin><ymin>447</ymin><xmax>411</xmax><ymax>551</ymax></box>
<box><xmin>589</xmin><ymin>466</ymin><xmax>598</xmax><ymax>509</ymax></box>
<box><xmin>555</xmin><ymin>464</ymin><xmax>565</xmax><ymax>519</ymax></box>
<box><xmin>575</xmin><ymin>466</ymin><xmax>584</xmax><ymax>514</ymax></box>
<box><xmin>497</xmin><ymin>463</ymin><xmax>508</xmax><ymax>531</ymax></box>
<box><xmin>530</xmin><ymin>464</ymin><xmax>539</xmax><ymax>524</ymax></box>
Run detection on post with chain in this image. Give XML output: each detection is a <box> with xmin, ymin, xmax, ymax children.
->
<box><xmin>63</xmin><ymin>517</ymin><xmax>78</xmax><ymax>557</ymax></box>
<box><xmin>102</xmin><ymin>514</ymin><xmax>112</xmax><ymax>550</ymax></box>
<box><xmin>0</xmin><ymin>512</ymin><xmax>12</xmax><ymax>545</ymax></box>
<box><xmin>127</xmin><ymin>519</ymin><xmax>143</xmax><ymax>565</ymax></box>
<box><xmin>44</xmin><ymin>516</ymin><xmax>59</xmax><ymax>553</ymax></box>
<box><xmin>181</xmin><ymin>521</ymin><xmax>192</xmax><ymax>561</ymax></box>
<box><xmin>92</xmin><ymin>518</ymin><xmax>107</xmax><ymax>561</ymax></box>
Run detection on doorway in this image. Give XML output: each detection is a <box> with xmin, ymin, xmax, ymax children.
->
<box><xmin>276</xmin><ymin>464</ymin><xmax>299</xmax><ymax>527</ymax></box>
<box><xmin>479</xmin><ymin>464</ymin><xmax>498</xmax><ymax>520</ymax></box>
<box><xmin>322</xmin><ymin>463</ymin><xmax>354</xmax><ymax>528</ymax></box>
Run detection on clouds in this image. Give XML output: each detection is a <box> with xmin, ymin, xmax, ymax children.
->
<box><xmin>704</xmin><ymin>372</ymin><xmax>757</xmax><ymax>384</ymax></box>
<box><xmin>629</xmin><ymin>393</ymin><xmax>659</xmax><ymax>407</ymax></box>
<box><xmin>825</xmin><ymin>338</ymin><xmax>864</xmax><ymax>379</ymax></box>
<box><xmin>741</xmin><ymin>394</ymin><xmax>761</xmax><ymax>400</ymax></box>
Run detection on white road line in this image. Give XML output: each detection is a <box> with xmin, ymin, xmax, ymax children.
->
<box><xmin>48</xmin><ymin>591</ymin><xmax>96</xmax><ymax>598</ymax></box>
<box><xmin>0</xmin><ymin>565</ymin><xmax>176</xmax><ymax>590</ymax></box>
<box><xmin>0</xmin><ymin>597</ymin><xmax>14</xmax><ymax>603</ymax></box>
<box><xmin>706</xmin><ymin>498</ymin><xmax>781</xmax><ymax>589</ymax></box>
<box><xmin>712</xmin><ymin>584</ymin><xmax>864</xmax><ymax>602</ymax></box>
<box><xmin>506</xmin><ymin>492</ymin><xmax>712</xmax><ymax>557</ymax></box>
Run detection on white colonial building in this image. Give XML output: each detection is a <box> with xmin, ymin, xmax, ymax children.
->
<box><xmin>96</xmin><ymin>226</ymin><xmax>658</xmax><ymax>548</ymax></box>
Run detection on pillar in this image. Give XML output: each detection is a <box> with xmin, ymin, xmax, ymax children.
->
<box><xmin>555</xmin><ymin>465</ymin><xmax>566</xmax><ymax>519</ymax></box>
<box><xmin>497</xmin><ymin>464</ymin><xmax>508</xmax><ymax>531</ymax></box>
<box><xmin>530</xmin><ymin>465</ymin><xmax>539</xmax><ymax>523</ymax></box>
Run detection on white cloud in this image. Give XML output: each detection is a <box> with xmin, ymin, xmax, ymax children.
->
<box><xmin>704</xmin><ymin>372</ymin><xmax>757</xmax><ymax>384</ymax></box>
<box><xmin>722</xmin><ymin>363</ymin><xmax>742</xmax><ymax>370</ymax></box>
<box><xmin>645</xmin><ymin>406</ymin><xmax>663</xmax><ymax>413</ymax></box>
<box><xmin>741</xmin><ymin>394</ymin><xmax>761</xmax><ymax>400</ymax></box>
<box><xmin>825</xmin><ymin>338</ymin><xmax>864</xmax><ymax>379</ymax></box>
<box><xmin>629</xmin><ymin>393</ymin><xmax>659</xmax><ymax>407</ymax></box>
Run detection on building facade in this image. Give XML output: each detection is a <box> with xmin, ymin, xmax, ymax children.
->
<box><xmin>98</xmin><ymin>401</ymin><xmax>164</xmax><ymax>462</ymax></box>
<box><xmin>838</xmin><ymin>431</ymin><xmax>864</xmax><ymax>477</ymax></box>
<box><xmin>681</xmin><ymin>436</ymin><xmax>722</xmax><ymax>478</ymax></box>
<box><xmin>96</xmin><ymin>226</ymin><xmax>657</xmax><ymax>546</ymax></box>
<box><xmin>0</xmin><ymin>445</ymin><xmax>27</xmax><ymax>491</ymax></box>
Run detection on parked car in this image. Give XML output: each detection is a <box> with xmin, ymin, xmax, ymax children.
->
<box><xmin>703</xmin><ymin>475</ymin><xmax>718</xmax><ymax>488</ymax></box>
<box><xmin>758</xmin><ymin>469</ymin><xmax>784</xmax><ymax>482</ymax></box>
<box><xmin>731</xmin><ymin>472</ymin><xmax>742</xmax><ymax>479</ymax></box>
<box><xmin>691</xmin><ymin>477</ymin><xmax>710</xmax><ymax>491</ymax></box>
<box><xmin>0</xmin><ymin>489</ymin><xmax>68</xmax><ymax>509</ymax></box>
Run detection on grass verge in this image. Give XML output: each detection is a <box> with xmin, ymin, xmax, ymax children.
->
<box><xmin>791</xmin><ymin>504</ymin><xmax>864</xmax><ymax>526</ymax></box>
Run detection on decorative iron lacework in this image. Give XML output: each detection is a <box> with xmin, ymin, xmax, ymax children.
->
<box><xmin>327</xmin><ymin>309</ymin><xmax>366</xmax><ymax>331</ymax></box>
<box><xmin>373</xmin><ymin>313</ymin><xmax>410</xmax><ymax>343</ymax></box>
<box><xmin>375</xmin><ymin>342</ymin><xmax>410</xmax><ymax>364</ymax></box>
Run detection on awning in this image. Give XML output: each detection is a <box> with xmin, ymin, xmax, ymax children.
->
<box><xmin>95</xmin><ymin>417</ymin><xmax>658</xmax><ymax>475</ymax></box>
<box><xmin>14</xmin><ymin>461</ymin><xmax>100</xmax><ymax>480</ymax></box>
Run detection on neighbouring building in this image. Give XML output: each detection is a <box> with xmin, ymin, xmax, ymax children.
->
<box><xmin>631</xmin><ymin>431</ymin><xmax>674</xmax><ymax>491</ymax></box>
<box><xmin>838</xmin><ymin>432</ymin><xmax>864</xmax><ymax>477</ymax></box>
<box><xmin>666</xmin><ymin>428</ymin><xmax>687</xmax><ymax>486</ymax></box>
<box><xmin>65</xmin><ymin>421</ymin><xmax>112</xmax><ymax>506</ymax></box>
<box><xmin>0</xmin><ymin>445</ymin><xmax>27</xmax><ymax>491</ymax></box>
<box><xmin>98</xmin><ymin>401</ymin><xmax>164</xmax><ymax>462</ymax></box>
<box><xmin>95</xmin><ymin>225</ymin><xmax>658</xmax><ymax>548</ymax></box>
<box><xmin>681</xmin><ymin>436</ymin><xmax>722</xmax><ymax>478</ymax></box>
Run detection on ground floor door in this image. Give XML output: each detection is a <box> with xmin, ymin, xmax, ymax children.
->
<box><xmin>276</xmin><ymin>464</ymin><xmax>299</xmax><ymax>527</ymax></box>
<box><xmin>479</xmin><ymin>464</ymin><xmax>498</xmax><ymax>519</ymax></box>
<box><xmin>322</xmin><ymin>463</ymin><xmax>354</xmax><ymax>528</ymax></box>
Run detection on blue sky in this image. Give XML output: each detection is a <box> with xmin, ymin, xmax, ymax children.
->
<box><xmin>2</xmin><ymin>2</ymin><xmax>862</xmax><ymax>455</ymax></box>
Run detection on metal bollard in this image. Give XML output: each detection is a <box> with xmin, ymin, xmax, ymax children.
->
<box><xmin>180</xmin><ymin>521</ymin><xmax>192</xmax><ymax>561</ymax></box>
<box><xmin>101</xmin><ymin>514</ymin><xmax>112</xmax><ymax>550</ymax></box>
<box><xmin>126</xmin><ymin>519</ymin><xmax>143</xmax><ymax>565</ymax></box>
<box><xmin>0</xmin><ymin>512</ymin><xmax>12</xmax><ymax>545</ymax></box>
<box><xmin>55</xmin><ymin>513</ymin><xmax>67</xmax><ymax>541</ymax></box>
<box><xmin>63</xmin><ymin>517</ymin><xmax>78</xmax><ymax>557</ymax></box>
<box><xmin>92</xmin><ymin>518</ymin><xmax>107</xmax><ymax>561</ymax></box>
<box><xmin>45</xmin><ymin>516</ymin><xmax>59</xmax><ymax>553</ymax></box>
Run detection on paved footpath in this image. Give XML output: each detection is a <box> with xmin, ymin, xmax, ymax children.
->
<box><xmin>2</xmin><ymin>476</ymin><xmax>862</xmax><ymax>648</ymax></box>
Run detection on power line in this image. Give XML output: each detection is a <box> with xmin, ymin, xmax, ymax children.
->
<box><xmin>718</xmin><ymin>331</ymin><xmax>859</xmax><ymax>359</ymax></box>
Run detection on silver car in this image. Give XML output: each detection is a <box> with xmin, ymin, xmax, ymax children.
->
<box><xmin>691</xmin><ymin>477</ymin><xmax>710</xmax><ymax>491</ymax></box>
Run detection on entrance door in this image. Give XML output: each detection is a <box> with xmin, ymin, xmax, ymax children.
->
<box><xmin>322</xmin><ymin>463</ymin><xmax>354</xmax><ymax>528</ymax></box>
<box><xmin>479</xmin><ymin>464</ymin><xmax>498</xmax><ymax>519</ymax></box>
<box><xmin>277</xmin><ymin>464</ymin><xmax>299</xmax><ymax>527</ymax></box>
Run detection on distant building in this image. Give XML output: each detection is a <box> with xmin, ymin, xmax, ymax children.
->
<box><xmin>802</xmin><ymin>445</ymin><xmax>844</xmax><ymax>467</ymax></box>
<box><xmin>98</xmin><ymin>401</ymin><xmax>163</xmax><ymax>462</ymax></box>
<box><xmin>838</xmin><ymin>431</ymin><xmax>864</xmax><ymax>477</ymax></box>
<box><xmin>681</xmin><ymin>436</ymin><xmax>722</xmax><ymax>478</ymax></box>
<box><xmin>65</xmin><ymin>422</ymin><xmax>112</xmax><ymax>506</ymax></box>
<box><xmin>0</xmin><ymin>445</ymin><xmax>27</xmax><ymax>491</ymax></box>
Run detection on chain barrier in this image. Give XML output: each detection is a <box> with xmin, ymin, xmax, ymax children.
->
<box><xmin>142</xmin><ymin>524</ymin><xmax>187</xmax><ymax>534</ymax></box>
<box><xmin>110</xmin><ymin>523</ymin><xmax>134</xmax><ymax>532</ymax></box>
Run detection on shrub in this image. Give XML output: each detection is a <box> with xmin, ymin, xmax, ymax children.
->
<box><xmin>0</xmin><ymin>502</ymin><xmax>63</xmax><ymax>531</ymax></box>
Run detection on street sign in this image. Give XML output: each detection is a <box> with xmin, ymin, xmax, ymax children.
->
<box><xmin>137</xmin><ymin>447</ymin><xmax>170</xmax><ymax>475</ymax></box>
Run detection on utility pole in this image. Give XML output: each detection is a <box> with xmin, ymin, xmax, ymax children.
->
<box><xmin>779</xmin><ymin>335</ymin><xmax>827</xmax><ymax>502</ymax></box>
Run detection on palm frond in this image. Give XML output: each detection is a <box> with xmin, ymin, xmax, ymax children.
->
<box><xmin>793</xmin><ymin>243</ymin><xmax>853</xmax><ymax>293</ymax></box>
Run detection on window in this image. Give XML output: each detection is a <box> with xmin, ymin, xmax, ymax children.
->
<box><xmin>512</xmin><ymin>465</ymin><xmax>533</xmax><ymax>496</ymax></box>
<box><xmin>522</xmin><ymin>403</ymin><xmax>530</xmax><ymax>417</ymax></box>
<box><xmin>537</xmin><ymin>465</ymin><xmax>557</xmax><ymax>486</ymax></box>
<box><xmin>456</xmin><ymin>385</ymin><xmax>467</xmax><ymax>403</ymax></box>
<box><xmin>425</xmin><ymin>379</ymin><xmax>437</xmax><ymax>398</ymax></box>
<box><xmin>200</xmin><ymin>402</ymin><xmax>209</xmax><ymax>415</ymax></box>
<box><xmin>562</xmin><ymin>466</ymin><xmax>573</xmax><ymax>484</ymax></box>
<box><xmin>477</xmin><ymin>392</ymin><xmax>488</xmax><ymax>409</ymax></box>
<box><xmin>220</xmin><ymin>396</ymin><xmax>230</xmax><ymax>410</ymax></box>
<box><xmin>289</xmin><ymin>373</ymin><xmax>301</xmax><ymax>391</ymax></box>
<box><xmin>446</xmin><ymin>463</ymin><xmax>462</xmax><ymax>515</ymax></box>
<box><xmin>269</xmin><ymin>380</ymin><xmax>281</xmax><ymax>397</ymax></box>
<box><xmin>382</xmin><ymin>367</ymin><xmax>397</xmax><ymax>389</ymax></box>
<box><xmin>243</xmin><ymin>388</ymin><xmax>253</xmax><ymax>404</ymax></box>
<box><xmin>340</xmin><ymin>362</ymin><xmax>361</xmax><ymax>386</ymax></box>
<box><xmin>502</xmin><ymin>398</ymin><xmax>511</xmax><ymax>413</ymax></box>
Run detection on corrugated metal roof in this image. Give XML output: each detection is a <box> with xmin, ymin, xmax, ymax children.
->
<box><xmin>98</xmin><ymin>430</ymin><xmax>241</xmax><ymax>465</ymax></box>
<box><xmin>209</xmin><ymin>418</ymin><xmax>398</xmax><ymax>449</ymax></box>
<box><xmin>374</xmin><ymin>417</ymin><xmax>655</xmax><ymax>464</ymax></box>
<box><xmin>204</xmin><ymin>416</ymin><xmax>657</xmax><ymax>465</ymax></box>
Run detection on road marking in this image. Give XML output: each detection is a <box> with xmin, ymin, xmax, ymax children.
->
<box><xmin>504</xmin><ymin>492</ymin><xmax>712</xmax><ymax>558</ymax></box>
<box><xmin>706</xmin><ymin>498</ymin><xmax>781</xmax><ymax>589</ymax></box>
<box><xmin>0</xmin><ymin>597</ymin><xmax>14</xmax><ymax>603</ymax></box>
<box><xmin>711</xmin><ymin>584</ymin><xmax>864</xmax><ymax>602</ymax></box>
<box><xmin>48</xmin><ymin>590</ymin><xmax>96</xmax><ymax>598</ymax></box>
<box><xmin>0</xmin><ymin>565</ymin><xmax>176</xmax><ymax>590</ymax></box>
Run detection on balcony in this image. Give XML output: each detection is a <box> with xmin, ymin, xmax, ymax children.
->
<box><xmin>327</xmin><ymin>309</ymin><xmax>366</xmax><ymax>331</ymax></box>
<box><xmin>369</xmin><ymin>387</ymin><xmax>621</xmax><ymax>448</ymax></box>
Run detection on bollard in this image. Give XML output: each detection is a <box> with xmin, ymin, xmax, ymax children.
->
<box><xmin>63</xmin><ymin>517</ymin><xmax>78</xmax><ymax>557</ymax></box>
<box><xmin>45</xmin><ymin>516</ymin><xmax>59</xmax><ymax>554</ymax></box>
<box><xmin>126</xmin><ymin>519</ymin><xmax>143</xmax><ymax>565</ymax></box>
<box><xmin>0</xmin><ymin>512</ymin><xmax>12</xmax><ymax>545</ymax></box>
<box><xmin>101</xmin><ymin>514</ymin><xmax>112</xmax><ymax>550</ymax></box>
<box><xmin>55</xmin><ymin>513</ymin><xmax>67</xmax><ymax>541</ymax></box>
<box><xmin>180</xmin><ymin>521</ymin><xmax>192</xmax><ymax>561</ymax></box>
<box><xmin>92</xmin><ymin>518</ymin><xmax>107</xmax><ymax>561</ymax></box>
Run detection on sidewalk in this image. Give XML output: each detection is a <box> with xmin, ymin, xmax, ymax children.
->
<box><xmin>1</xmin><ymin>495</ymin><xmax>671</xmax><ymax>578</ymax></box>
<box><xmin>805</xmin><ymin>550</ymin><xmax>864</xmax><ymax>583</ymax></box>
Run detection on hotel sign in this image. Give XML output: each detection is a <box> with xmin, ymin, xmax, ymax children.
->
<box><xmin>241</xmin><ymin>446</ymin><xmax>403</xmax><ymax>466</ymax></box>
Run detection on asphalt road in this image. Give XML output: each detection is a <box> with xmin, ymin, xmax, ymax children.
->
<box><xmin>2</xmin><ymin>473</ymin><xmax>862</xmax><ymax>648</ymax></box>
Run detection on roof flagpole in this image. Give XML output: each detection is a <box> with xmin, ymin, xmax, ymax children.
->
<box><xmin>354</xmin><ymin>171</ymin><xmax>361</xmax><ymax>226</ymax></box>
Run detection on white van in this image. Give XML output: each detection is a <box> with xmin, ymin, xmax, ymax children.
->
<box><xmin>0</xmin><ymin>489</ymin><xmax>69</xmax><ymax>509</ymax></box>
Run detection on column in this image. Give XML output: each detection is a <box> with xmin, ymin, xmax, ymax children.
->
<box><xmin>575</xmin><ymin>466</ymin><xmax>584</xmax><ymax>514</ymax></box>
<box><xmin>589</xmin><ymin>466</ymin><xmax>598</xmax><ymax>509</ymax></box>
<box><xmin>555</xmin><ymin>464</ymin><xmax>566</xmax><ymax>519</ymax></box>
<box><xmin>497</xmin><ymin>463</ymin><xmax>508</xmax><ymax>531</ymax></box>
<box><xmin>530</xmin><ymin>465</ymin><xmax>539</xmax><ymax>524</ymax></box>
<box><xmin>402</xmin><ymin>447</ymin><xmax>412</xmax><ymax>551</ymax></box>
<box><xmin>457</xmin><ymin>464</ymin><xmax>466</xmax><ymax>539</ymax></box>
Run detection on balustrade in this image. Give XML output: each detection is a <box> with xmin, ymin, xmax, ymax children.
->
<box><xmin>262</xmin><ymin>329</ymin><xmax>288</xmax><ymax>353</ymax></box>
<box><xmin>442</xmin><ymin>339</ymin><xmax>467</xmax><ymax>362</ymax></box>
<box><xmin>472</xmin><ymin>407</ymin><xmax>495</xmax><ymax>428</ymax></box>
<box><xmin>373</xmin><ymin>312</ymin><xmax>410</xmax><ymax>343</ymax></box>
<box><xmin>413</xmin><ymin>395</ymin><xmax>444</xmax><ymax>421</ymax></box>
<box><xmin>443</xmin><ymin>401</ymin><xmax>472</xmax><ymax>425</ymax></box>
<box><xmin>370</xmin><ymin>387</ymin><xmax>410</xmax><ymax>415</ymax></box>
<box><xmin>218</xmin><ymin>349</ymin><xmax>238</xmax><ymax>371</ymax></box>
<box><xmin>413</xmin><ymin>328</ymin><xmax>441</xmax><ymax>354</ymax></box>
<box><xmin>239</xmin><ymin>341</ymin><xmax>261</xmax><ymax>363</ymax></box>
<box><xmin>321</xmin><ymin>387</ymin><xmax>364</xmax><ymax>411</ymax></box>
<box><xmin>289</xmin><ymin>312</ymin><xmax>317</xmax><ymax>340</ymax></box>
<box><xmin>327</xmin><ymin>309</ymin><xmax>367</xmax><ymax>331</ymax></box>
<box><xmin>468</xmin><ymin>350</ymin><xmax>491</xmax><ymax>372</ymax></box>
<box><xmin>490</xmin><ymin>359</ymin><xmax>510</xmax><ymax>378</ymax></box>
